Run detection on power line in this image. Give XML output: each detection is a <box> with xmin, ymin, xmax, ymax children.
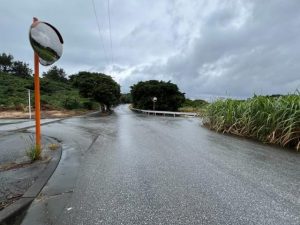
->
<box><xmin>106</xmin><ymin>0</ymin><xmax>114</xmax><ymax>69</ymax></box>
<box><xmin>91</xmin><ymin>0</ymin><xmax>110</xmax><ymax>66</ymax></box>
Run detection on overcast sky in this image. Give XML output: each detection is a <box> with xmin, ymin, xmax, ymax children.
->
<box><xmin>1</xmin><ymin>0</ymin><xmax>300</xmax><ymax>99</ymax></box>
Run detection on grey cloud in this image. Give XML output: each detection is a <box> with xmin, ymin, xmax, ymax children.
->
<box><xmin>120</xmin><ymin>0</ymin><xmax>300</xmax><ymax>98</ymax></box>
<box><xmin>1</xmin><ymin>0</ymin><xmax>299</xmax><ymax>98</ymax></box>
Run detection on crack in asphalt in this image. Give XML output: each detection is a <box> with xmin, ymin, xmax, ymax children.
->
<box><xmin>36</xmin><ymin>190</ymin><xmax>74</xmax><ymax>202</ymax></box>
<box><xmin>86</xmin><ymin>135</ymin><xmax>100</xmax><ymax>153</ymax></box>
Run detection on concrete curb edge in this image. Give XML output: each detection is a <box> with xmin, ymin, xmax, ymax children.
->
<box><xmin>0</xmin><ymin>145</ymin><xmax>62</xmax><ymax>225</ymax></box>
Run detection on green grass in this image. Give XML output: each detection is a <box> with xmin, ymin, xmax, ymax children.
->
<box><xmin>204</xmin><ymin>94</ymin><xmax>300</xmax><ymax>150</ymax></box>
<box><xmin>23</xmin><ymin>134</ymin><xmax>41</xmax><ymax>161</ymax></box>
<box><xmin>178</xmin><ymin>106</ymin><xmax>207</xmax><ymax>117</ymax></box>
<box><xmin>178</xmin><ymin>98</ymin><xmax>208</xmax><ymax>116</ymax></box>
<box><xmin>0</xmin><ymin>73</ymin><xmax>32</xmax><ymax>109</ymax></box>
<box><xmin>26</xmin><ymin>145</ymin><xmax>41</xmax><ymax>161</ymax></box>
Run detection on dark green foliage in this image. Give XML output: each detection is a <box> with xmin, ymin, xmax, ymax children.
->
<box><xmin>71</xmin><ymin>71</ymin><xmax>121</xmax><ymax>110</ymax></box>
<box><xmin>0</xmin><ymin>72</ymin><xmax>32</xmax><ymax>108</ymax></box>
<box><xmin>0</xmin><ymin>52</ymin><xmax>120</xmax><ymax>112</ymax></box>
<box><xmin>39</xmin><ymin>78</ymin><xmax>72</xmax><ymax>95</ymax></box>
<box><xmin>82</xmin><ymin>101</ymin><xmax>97</xmax><ymax>110</ymax></box>
<box><xmin>182</xmin><ymin>99</ymin><xmax>208</xmax><ymax>108</ymax></box>
<box><xmin>130</xmin><ymin>80</ymin><xmax>185</xmax><ymax>111</ymax></box>
<box><xmin>0</xmin><ymin>72</ymin><xmax>98</xmax><ymax>110</ymax></box>
<box><xmin>0</xmin><ymin>53</ymin><xmax>13</xmax><ymax>73</ymax></box>
<box><xmin>0</xmin><ymin>53</ymin><xmax>32</xmax><ymax>78</ymax></box>
<box><xmin>11</xmin><ymin>61</ymin><xmax>32</xmax><ymax>78</ymax></box>
<box><xmin>120</xmin><ymin>93</ymin><xmax>132</xmax><ymax>104</ymax></box>
<box><xmin>42</xmin><ymin>66</ymin><xmax>67</xmax><ymax>82</ymax></box>
<box><xmin>63</xmin><ymin>97</ymin><xmax>80</xmax><ymax>109</ymax></box>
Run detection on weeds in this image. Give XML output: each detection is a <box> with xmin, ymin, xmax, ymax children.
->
<box><xmin>178</xmin><ymin>106</ymin><xmax>207</xmax><ymax>117</ymax></box>
<box><xmin>48</xmin><ymin>143</ymin><xmax>59</xmax><ymax>151</ymax></box>
<box><xmin>204</xmin><ymin>94</ymin><xmax>300</xmax><ymax>150</ymax></box>
<box><xmin>24</xmin><ymin>134</ymin><xmax>42</xmax><ymax>161</ymax></box>
<box><xmin>26</xmin><ymin>145</ymin><xmax>40</xmax><ymax>161</ymax></box>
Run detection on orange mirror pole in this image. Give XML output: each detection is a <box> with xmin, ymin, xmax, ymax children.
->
<box><xmin>33</xmin><ymin>17</ymin><xmax>41</xmax><ymax>156</ymax></box>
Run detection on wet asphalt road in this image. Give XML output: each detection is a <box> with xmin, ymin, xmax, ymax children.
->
<box><xmin>23</xmin><ymin>105</ymin><xmax>300</xmax><ymax>224</ymax></box>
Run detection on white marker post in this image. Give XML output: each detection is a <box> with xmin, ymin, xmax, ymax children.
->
<box><xmin>28</xmin><ymin>89</ymin><xmax>32</xmax><ymax>119</ymax></box>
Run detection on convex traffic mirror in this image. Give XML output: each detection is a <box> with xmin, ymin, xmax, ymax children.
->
<box><xmin>29</xmin><ymin>21</ymin><xmax>63</xmax><ymax>66</ymax></box>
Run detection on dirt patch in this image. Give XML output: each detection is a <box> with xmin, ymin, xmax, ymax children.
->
<box><xmin>0</xmin><ymin>110</ymin><xmax>95</xmax><ymax>119</ymax></box>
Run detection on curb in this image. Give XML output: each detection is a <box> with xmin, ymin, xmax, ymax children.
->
<box><xmin>0</xmin><ymin>119</ymin><xmax>64</xmax><ymax>138</ymax></box>
<box><xmin>7</xmin><ymin>118</ymin><xmax>66</xmax><ymax>133</ymax></box>
<box><xmin>0</xmin><ymin>145</ymin><xmax>62</xmax><ymax>225</ymax></box>
<box><xmin>0</xmin><ymin>110</ymin><xmax>100</xmax><ymax>138</ymax></box>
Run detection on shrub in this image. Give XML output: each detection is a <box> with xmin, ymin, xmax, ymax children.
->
<box><xmin>63</xmin><ymin>97</ymin><xmax>80</xmax><ymax>109</ymax></box>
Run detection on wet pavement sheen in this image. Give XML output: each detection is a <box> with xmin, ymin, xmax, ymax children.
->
<box><xmin>22</xmin><ymin>105</ymin><xmax>300</xmax><ymax>225</ymax></box>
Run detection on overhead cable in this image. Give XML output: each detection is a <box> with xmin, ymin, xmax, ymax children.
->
<box><xmin>91</xmin><ymin>0</ymin><xmax>110</xmax><ymax>66</ymax></box>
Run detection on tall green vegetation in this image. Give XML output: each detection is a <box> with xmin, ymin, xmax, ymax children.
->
<box><xmin>204</xmin><ymin>94</ymin><xmax>300</xmax><ymax>150</ymax></box>
<box><xmin>131</xmin><ymin>80</ymin><xmax>185</xmax><ymax>111</ymax></box>
<box><xmin>0</xmin><ymin>72</ymin><xmax>32</xmax><ymax>109</ymax></box>
<box><xmin>70</xmin><ymin>71</ymin><xmax>121</xmax><ymax>111</ymax></box>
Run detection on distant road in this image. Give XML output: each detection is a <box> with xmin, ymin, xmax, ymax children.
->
<box><xmin>22</xmin><ymin>105</ymin><xmax>300</xmax><ymax>225</ymax></box>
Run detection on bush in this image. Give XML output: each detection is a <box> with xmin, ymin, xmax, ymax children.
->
<box><xmin>63</xmin><ymin>97</ymin><xmax>80</xmax><ymax>109</ymax></box>
<box><xmin>0</xmin><ymin>71</ymin><xmax>102</xmax><ymax>111</ymax></box>
<box><xmin>82</xmin><ymin>101</ymin><xmax>97</xmax><ymax>110</ymax></box>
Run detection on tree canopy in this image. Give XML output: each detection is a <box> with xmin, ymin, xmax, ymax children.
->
<box><xmin>0</xmin><ymin>53</ymin><xmax>13</xmax><ymax>73</ymax></box>
<box><xmin>11</xmin><ymin>61</ymin><xmax>32</xmax><ymax>78</ymax></box>
<box><xmin>71</xmin><ymin>71</ymin><xmax>121</xmax><ymax>110</ymax></box>
<box><xmin>0</xmin><ymin>53</ymin><xmax>32</xmax><ymax>78</ymax></box>
<box><xmin>130</xmin><ymin>80</ymin><xmax>185</xmax><ymax>111</ymax></box>
<box><xmin>0</xmin><ymin>52</ymin><xmax>120</xmax><ymax>112</ymax></box>
<box><xmin>120</xmin><ymin>93</ymin><xmax>132</xmax><ymax>104</ymax></box>
<box><xmin>42</xmin><ymin>66</ymin><xmax>67</xmax><ymax>82</ymax></box>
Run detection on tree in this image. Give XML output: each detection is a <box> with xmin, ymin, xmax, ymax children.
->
<box><xmin>0</xmin><ymin>53</ymin><xmax>13</xmax><ymax>73</ymax></box>
<box><xmin>71</xmin><ymin>71</ymin><xmax>121</xmax><ymax>111</ymax></box>
<box><xmin>11</xmin><ymin>61</ymin><xmax>32</xmax><ymax>78</ymax></box>
<box><xmin>43</xmin><ymin>66</ymin><xmax>67</xmax><ymax>82</ymax></box>
<box><xmin>130</xmin><ymin>80</ymin><xmax>185</xmax><ymax>111</ymax></box>
<box><xmin>120</xmin><ymin>93</ymin><xmax>132</xmax><ymax>104</ymax></box>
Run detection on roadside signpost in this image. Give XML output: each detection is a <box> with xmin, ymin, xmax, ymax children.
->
<box><xmin>29</xmin><ymin>17</ymin><xmax>63</xmax><ymax>156</ymax></box>
<box><xmin>152</xmin><ymin>97</ymin><xmax>157</xmax><ymax>111</ymax></box>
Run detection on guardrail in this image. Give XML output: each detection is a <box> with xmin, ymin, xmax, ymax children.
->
<box><xmin>131</xmin><ymin>108</ymin><xmax>198</xmax><ymax>117</ymax></box>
